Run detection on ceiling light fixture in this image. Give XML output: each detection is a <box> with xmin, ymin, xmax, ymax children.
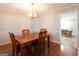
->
<box><xmin>27</xmin><ymin>3</ymin><xmax>37</xmax><ymax>19</ymax></box>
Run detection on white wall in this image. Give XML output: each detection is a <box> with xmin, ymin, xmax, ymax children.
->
<box><xmin>77</xmin><ymin>11</ymin><xmax>79</xmax><ymax>48</ymax></box>
<box><xmin>33</xmin><ymin>4</ymin><xmax>79</xmax><ymax>44</ymax></box>
<box><xmin>0</xmin><ymin>9</ymin><xmax>33</xmax><ymax>45</ymax></box>
<box><xmin>34</xmin><ymin>13</ymin><xmax>60</xmax><ymax>43</ymax></box>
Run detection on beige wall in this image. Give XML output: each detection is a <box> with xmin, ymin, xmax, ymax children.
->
<box><xmin>0</xmin><ymin>9</ymin><xmax>33</xmax><ymax>45</ymax></box>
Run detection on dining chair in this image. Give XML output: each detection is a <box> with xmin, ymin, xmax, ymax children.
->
<box><xmin>22</xmin><ymin>29</ymin><xmax>39</xmax><ymax>55</ymax></box>
<box><xmin>9</xmin><ymin>32</ymin><xmax>20</xmax><ymax>56</ymax></box>
<box><xmin>34</xmin><ymin>31</ymin><xmax>47</xmax><ymax>55</ymax></box>
<box><xmin>39</xmin><ymin>31</ymin><xmax>47</xmax><ymax>47</ymax></box>
<box><xmin>21</xmin><ymin>29</ymin><xmax>30</xmax><ymax>36</ymax></box>
<box><xmin>21</xmin><ymin>29</ymin><xmax>33</xmax><ymax>54</ymax></box>
<box><xmin>9</xmin><ymin>32</ymin><xmax>35</xmax><ymax>56</ymax></box>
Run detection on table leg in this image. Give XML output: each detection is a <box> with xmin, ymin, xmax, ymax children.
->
<box><xmin>48</xmin><ymin>35</ymin><xmax>50</xmax><ymax>48</ymax></box>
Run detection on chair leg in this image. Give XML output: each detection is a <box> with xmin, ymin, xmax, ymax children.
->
<box><xmin>12</xmin><ymin>47</ymin><xmax>15</xmax><ymax>56</ymax></box>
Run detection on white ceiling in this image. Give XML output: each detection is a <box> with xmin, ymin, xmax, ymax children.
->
<box><xmin>0</xmin><ymin>3</ymin><xmax>78</xmax><ymax>15</ymax></box>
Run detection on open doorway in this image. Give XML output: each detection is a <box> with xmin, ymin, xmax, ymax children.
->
<box><xmin>61</xmin><ymin>12</ymin><xmax>77</xmax><ymax>48</ymax></box>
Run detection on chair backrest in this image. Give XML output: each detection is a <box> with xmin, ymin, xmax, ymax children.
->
<box><xmin>21</xmin><ymin>29</ymin><xmax>30</xmax><ymax>36</ymax></box>
<box><xmin>40</xmin><ymin>29</ymin><xmax>47</xmax><ymax>32</ymax></box>
<box><xmin>39</xmin><ymin>31</ymin><xmax>47</xmax><ymax>45</ymax></box>
<box><xmin>39</xmin><ymin>31</ymin><xmax>47</xmax><ymax>38</ymax></box>
<box><xmin>9</xmin><ymin>32</ymin><xmax>17</xmax><ymax>46</ymax></box>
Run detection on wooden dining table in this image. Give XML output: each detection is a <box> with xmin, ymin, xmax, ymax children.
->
<box><xmin>15</xmin><ymin>33</ymin><xmax>50</xmax><ymax>55</ymax></box>
<box><xmin>16</xmin><ymin>33</ymin><xmax>38</xmax><ymax>45</ymax></box>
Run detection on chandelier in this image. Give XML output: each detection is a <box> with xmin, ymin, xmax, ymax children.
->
<box><xmin>27</xmin><ymin>3</ymin><xmax>37</xmax><ymax>19</ymax></box>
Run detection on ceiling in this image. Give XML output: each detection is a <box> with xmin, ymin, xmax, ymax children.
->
<box><xmin>0</xmin><ymin>3</ymin><xmax>78</xmax><ymax>15</ymax></box>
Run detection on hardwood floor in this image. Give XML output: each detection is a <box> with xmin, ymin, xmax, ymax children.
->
<box><xmin>0</xmin><ymin>41</ymin><xmax>78</xmax><ymax>56</ymax></box>
<box><xmin>0</xmin><ymin>44</ymin><xmax>12</xmax><ymax>56</ymax></box>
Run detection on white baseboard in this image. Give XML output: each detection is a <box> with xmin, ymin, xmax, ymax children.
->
<box><xmin>0</xmin><ymin>42</ymin><xmax>11</xmax><ymax>46</ymax></box>
<box><xmin>50</xmin><ymin>40</ymin><xmax>60</xmax><ymax>44</ymax></box>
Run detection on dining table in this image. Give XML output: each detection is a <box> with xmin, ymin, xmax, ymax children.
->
<box><xmin>15</xmin><ymin>33</ymin><xmax>50</xmax><ymax>55</ymax></box>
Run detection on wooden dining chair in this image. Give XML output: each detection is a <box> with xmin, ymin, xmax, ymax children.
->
<box><xmin>21</xmin><ymin>29</ymin><xmax>30</xmax><ymax>36</ymax></box>
<box><xmin>39</xmin><ymin>31</ymin><xmax>47</xmax><ymax>48</ymax></box>
<box><xmin>40</xmin><ymin>29</ymin><xmax>51</xmax><ymax>48</ymax></box>
<box><xmin>9</xmin><ymin>32</ymin><xmax>20</xmax><ymax>56</ymax></box>
<box><xmin>9</xmin><ymin>32</ymin><xmax>35</xmax><ymax>56</ymax></box>
<box><xmin>33</xmin><ymin>31</ymin><xmax>47</xmax><ymax>55</ymax></box>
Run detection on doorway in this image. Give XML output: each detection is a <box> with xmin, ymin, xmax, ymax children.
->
<box><xmin>61</xmin><ymin>12</ymin><xmax>77</xmax><ymax>48</ymax></box>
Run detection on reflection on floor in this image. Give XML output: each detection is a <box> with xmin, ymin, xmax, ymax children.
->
<box><xmin>0</xmin><ymin>41</ymin><xmax>78</xmax><ymax>56</ymax></box>
<box><xmin>61</xmin><ymin>35</ymin><xmax>77</xmax><ymax>48</ymax></box>
<box><xmin>61</xmin><ymin>44</ymin><xmax>78</xmax><ymax>56</ymax></box>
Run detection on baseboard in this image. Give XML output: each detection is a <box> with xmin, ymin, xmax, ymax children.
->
<box><xmin>0</xmin><ymin>42</ymin><xmax>11</xmax><ymax>46</ymax></box>
<box><xmin>50</xmin><ymin>40</ymin><xmax>60</xmax><ymax>44</ymax></box>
